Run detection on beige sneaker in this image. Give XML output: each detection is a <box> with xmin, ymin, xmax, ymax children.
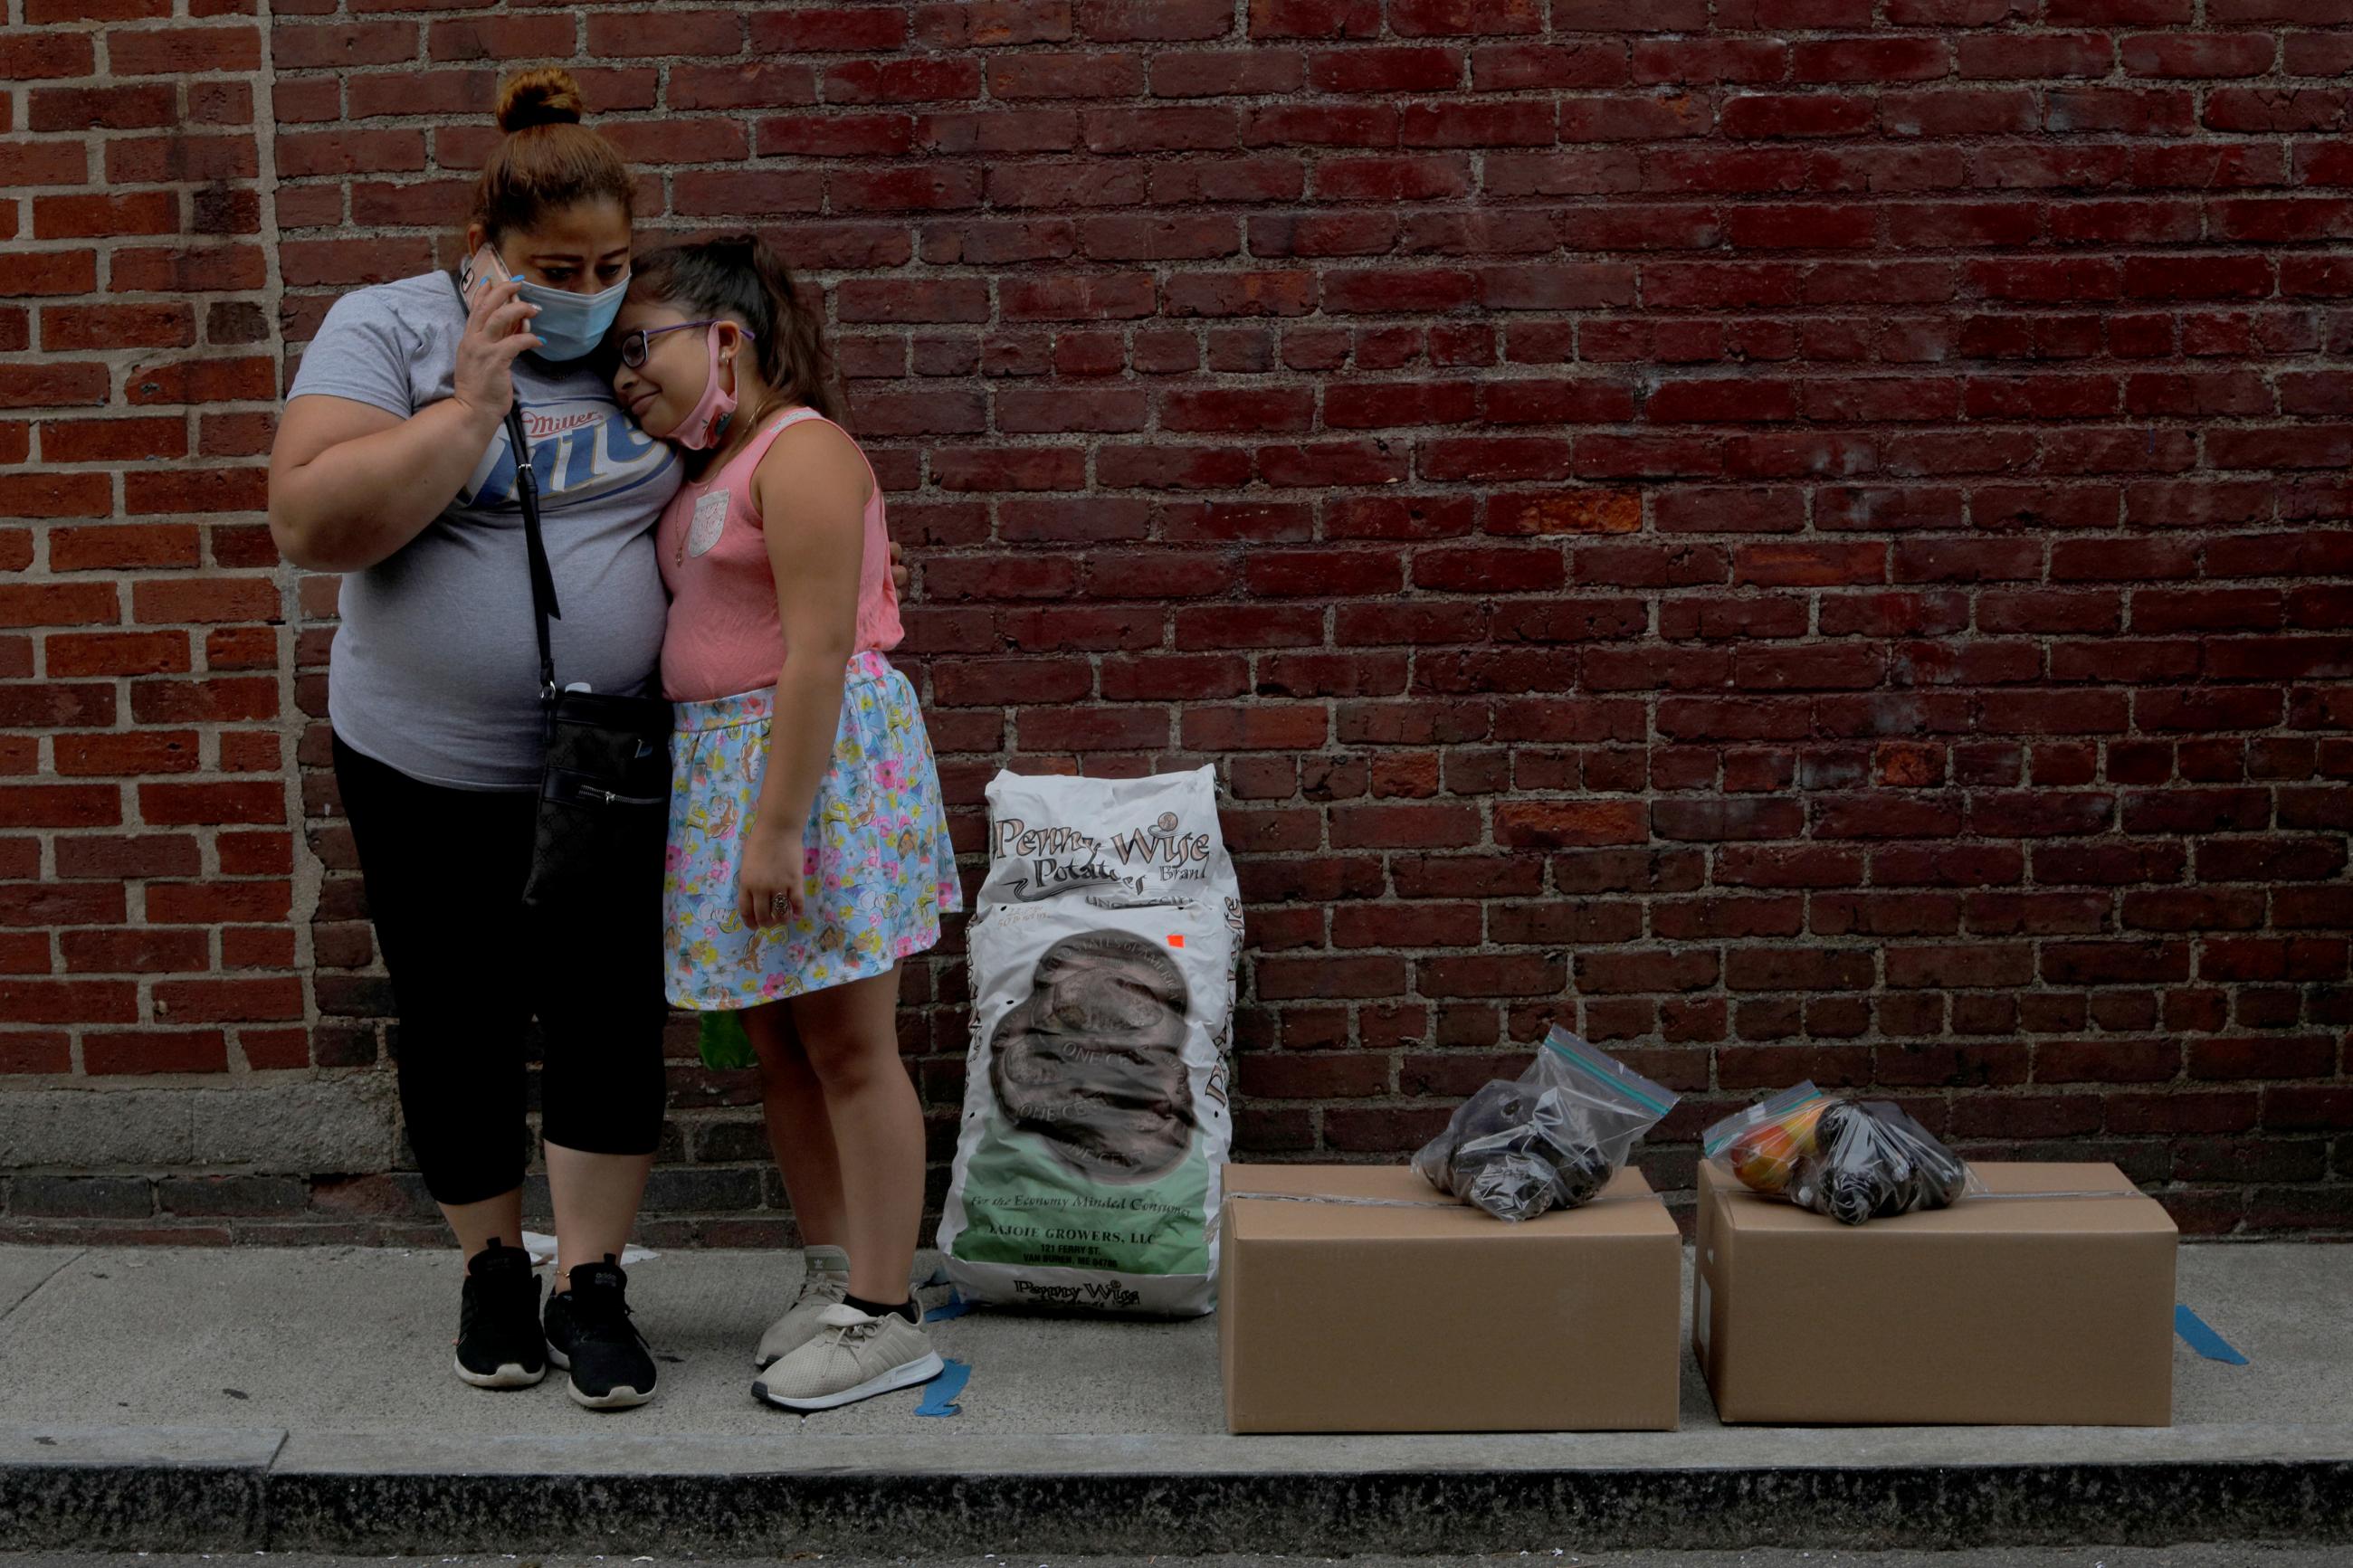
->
<box><xmin>751</xmin><ymin>1303</ymin><xmax>943</xmax><ymax>1411</ymax></box>
<box><xmin>753</xmin><ymin>1246</ymin><xmax>851</xmax><ymax>1370</ymax></box>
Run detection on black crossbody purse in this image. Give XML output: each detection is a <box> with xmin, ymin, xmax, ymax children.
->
<box><xmin>455</xmin><ymin>273</ymin><xmax>673</xmax><ymax>906</ymax></box>
<box><xmin>510</xmin><ymin>396</ymin><xmax>673</xmax><ymax>907</ymax></box>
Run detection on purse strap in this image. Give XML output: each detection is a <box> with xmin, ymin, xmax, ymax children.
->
<box><xmin>449</xmin><ymin>270</ymin><xmax>561</xmax><ymax>701</ymax></box>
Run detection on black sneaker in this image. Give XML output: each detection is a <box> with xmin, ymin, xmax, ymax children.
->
<box><xmin>544</xmin><ymin>1253</ymin><xmax>656</xmax><ymax>1410</ymax></box>
<box><xmin>453</xmin><ymin>1238</ymin><xmax>547</xmax><ymax>1390</ymax></box>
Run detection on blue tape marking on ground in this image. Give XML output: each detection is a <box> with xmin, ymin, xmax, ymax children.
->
<box><xmin>914</xmin><ymin>1359</ymin><xmax>970</xmax><ymax>1418</ymax></box>
<box><xmin>923</xmin><ymin>1288</ymin><xmax>971</xmax><ymax>1324</ymax></box>
<box><xmin>2175</xmin><ymin>1304</ymin><xmax>2249</xmax><ymax>1364</ymax></box>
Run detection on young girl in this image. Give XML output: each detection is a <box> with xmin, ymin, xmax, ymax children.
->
<box><xmin>612</xmin><ymin>236</ymin><xmax>959</xmax><ymax>1411</ymax></box>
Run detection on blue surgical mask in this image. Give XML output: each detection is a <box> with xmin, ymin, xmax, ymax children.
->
<box><xmin>510</xmin><ymin>262</ymin><xmax>629</xmax><ymax>362</ymax></box>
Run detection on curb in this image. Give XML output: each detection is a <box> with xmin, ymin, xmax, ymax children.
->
<box><xmin>6</xmin><ymin>1427</ymin><xmax>2352</xmax><ymax>1554</ymax></box>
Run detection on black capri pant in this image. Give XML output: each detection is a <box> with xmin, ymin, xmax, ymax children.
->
<box><xmin>334</xmin><ymin>733</ymin><xmax>669</xmax><ymax>1206</ymax></box>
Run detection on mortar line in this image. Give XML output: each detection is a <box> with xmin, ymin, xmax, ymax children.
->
<box><xmin>250</xmin><ymin>0</ymin><xmax>324</xmax><ymax>1084</ymax></box>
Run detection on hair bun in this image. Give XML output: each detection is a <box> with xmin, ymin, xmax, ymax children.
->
<box><xmin>496</xmin><ymin>68</ymin><xmax>586</xmax><ymax>134</ymax></box>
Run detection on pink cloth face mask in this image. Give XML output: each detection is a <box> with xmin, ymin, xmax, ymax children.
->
<box><xmin>672</xmin><ymin>325</ymin><xmax>744</xmax><ymax>451</ymax></box>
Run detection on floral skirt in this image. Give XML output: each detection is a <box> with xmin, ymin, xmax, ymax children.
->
<box><xmin>663</xmin><ymin>651</ymin><xmax>961</xmax><ymax>1011</ymax></box>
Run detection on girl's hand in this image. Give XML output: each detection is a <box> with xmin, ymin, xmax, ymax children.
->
<box><xmin>452</xmin><ymin>277</ymin><xmax>540</xmax><ymax>429</ymax></box>
<box><xmin>737</xmin><ymin>823</ymin><xmax>806</xmax><ymax>931</ymax></box>
<box><xmin>887</xmin><ymin>539</ymin><xmax>910</xmax><ymax>595</ymax></box>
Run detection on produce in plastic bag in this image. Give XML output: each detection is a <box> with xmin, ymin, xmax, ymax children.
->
<box><xmin>1795</xmin><ymin>1099</ymin><xmax>1974</xmax><ymax>1225</ymax></box>
<box><xmin>1411</xmin><ymin>1028</ymin><xmax>1680</xmax><ymax>1221</ymax></box>
<box><xmin>1704</xmin><ymin>1082</ymin><xmax>1977</xmax><ymax>1225</ymax></box>
<box><xmin>1709</xmin><ymin>1082</ymin><xmax>1829</xmax><ymax>1194</ymax></box>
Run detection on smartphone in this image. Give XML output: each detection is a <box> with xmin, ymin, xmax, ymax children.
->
<box><xmin>460</xmin><ymin>243</ymin><xmax>508</xmax><ymax>309</ymax></box>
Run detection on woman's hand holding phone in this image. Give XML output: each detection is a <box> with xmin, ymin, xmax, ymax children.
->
<box><xmin>452</xmin><ymin>249</ymin><xmax>540</xmax><ymax>430</ymax></box>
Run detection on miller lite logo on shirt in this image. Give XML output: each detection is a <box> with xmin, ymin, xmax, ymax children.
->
<box><xmin>462</xmin><ymin>398</ymin><xmax>674</xmax><ymax>515</ymax></box>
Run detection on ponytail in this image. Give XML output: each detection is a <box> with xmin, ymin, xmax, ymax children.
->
<box><xmin>471</xmin><ymin>69</ymin><xmax>634</xmax><ymax>244</ymax></box>
<box><xmin>628</xmin><ymin>233</ymin><xmax>844</xmax><ymax>425</ymax></box>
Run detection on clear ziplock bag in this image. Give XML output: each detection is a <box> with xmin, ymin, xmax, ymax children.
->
<box><xmin>1703</xmin><ymin>1081</ymin><xmax>1980</xmax><ymax>1225</ymax></box>
<box><xmin>1411</xmin><ymin>1027</ymin><xmax>1680</xmax><ymax>1222</ymax></box>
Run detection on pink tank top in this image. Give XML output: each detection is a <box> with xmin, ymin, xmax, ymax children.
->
<box><xmin>656</xmin><ymin>407</ymin><xmax>903</xmax><ymax>703</ymax></box>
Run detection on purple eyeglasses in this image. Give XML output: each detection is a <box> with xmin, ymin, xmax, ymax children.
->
<box><xmin>617</xmin><ymin>319</ymin><xmax>755</xmax><ymax>369</ymax></box>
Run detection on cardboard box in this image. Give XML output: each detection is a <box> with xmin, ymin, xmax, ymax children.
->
<box><xmin>1693</xmin><ymin>1159</ymin><xmax>2177</xmax><ymax>1426</ymax></box>
<box><xmin>1220</xmin><ymin>1162</ymin><xmax>1680</xmax><ymax>1433</ymax></box>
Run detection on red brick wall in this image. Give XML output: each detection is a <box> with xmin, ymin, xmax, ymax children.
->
<box><xmin>3</xmin><ymin>0</ymin><xmax>2348</xmax><ymax>1240</ymax></box>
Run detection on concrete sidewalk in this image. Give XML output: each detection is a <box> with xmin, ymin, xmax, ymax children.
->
<box><xmin>1</xmin><ymin>1241</ymin><xmax>2348</xmax><ymax>1554</ymax></box>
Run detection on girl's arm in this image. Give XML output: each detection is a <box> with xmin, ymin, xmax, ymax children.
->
<box><xmin>267</xmin><ymin>278</ymin><xmax>540</xmax><ymax>573</ymax></box>
<box><xmin>735</xmin><ymin>423</ymin><xmax>872</xmax><ymax>930</ymax></box>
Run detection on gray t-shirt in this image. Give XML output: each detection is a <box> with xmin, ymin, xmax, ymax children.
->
<box><xmin>289</xmin><ymin>270</ymin><xmax>682</xmax><ymax>790</ymax></box>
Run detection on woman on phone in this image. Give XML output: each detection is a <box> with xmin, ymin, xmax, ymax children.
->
<box><xmin>267</xmin><ymin>69</ymin><xmax>676</xmax><ymax>1410</ymax></box>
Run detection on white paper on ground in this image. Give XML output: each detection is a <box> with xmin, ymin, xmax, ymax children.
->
<box><xmin>519</xmin><ymin>1231</ymin><xmax>658</xmax><ymax>1269</ymax></box>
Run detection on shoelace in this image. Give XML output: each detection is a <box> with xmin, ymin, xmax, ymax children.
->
<box><xmin>795</xmin><ymin>1272</ymin><xmax>844</xmax><ymax>1307</ymax></box>
<box><xmin>568</xmin><ymin>1285</ymin><xmax>645</xmax><ymax>1348</ymax></box>
<box><xmin>825</xmin><ymin>1315</ymin><xmax>885</xmax><ymax>1347</ymax></box>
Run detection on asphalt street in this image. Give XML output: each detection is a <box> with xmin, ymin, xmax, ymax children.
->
<box><xmin>7</xmin><ymin>1549</ymin><xmax>2353</xmax><ymax>1568</ymax></box>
